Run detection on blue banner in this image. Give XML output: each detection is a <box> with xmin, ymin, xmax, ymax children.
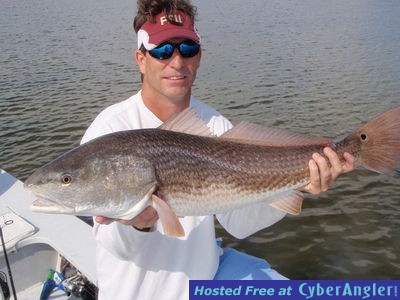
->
<box><xmin>189</xmin><ymin>280</ymin><xmax>399</xmax><ymax>300</ymax></box>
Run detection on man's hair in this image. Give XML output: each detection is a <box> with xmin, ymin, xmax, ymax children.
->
<box><xmin>133</xmin><ymin>0</ymin><xmax>197</xmax><ymax>33</ymax></box>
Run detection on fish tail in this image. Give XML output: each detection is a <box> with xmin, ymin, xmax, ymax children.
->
<box><xmin>338</xmin><ymin>107</ymin><xmax>400</xmax><ymax>177</ymax></box>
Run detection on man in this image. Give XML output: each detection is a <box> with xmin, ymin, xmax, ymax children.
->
<box><xmin>81</xmin><ymin>1</ymin><xmax>355</xmax><ymax>299</ymax></box>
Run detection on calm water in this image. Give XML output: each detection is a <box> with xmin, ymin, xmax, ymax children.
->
<box><xmin>1</xmin><ymin>0</ymin><xmax>399</xmax><ymax>279</ymax></box>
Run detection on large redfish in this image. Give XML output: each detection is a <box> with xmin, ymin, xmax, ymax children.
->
<box><xmin>24</xmin><ymin>107</ymin><xmax>400</xmax><ymax>237</ymax></box>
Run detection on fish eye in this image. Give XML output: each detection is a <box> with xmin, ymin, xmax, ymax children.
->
<box><xmin>360</xmin><ymin>133</ymin><xmax>367</xmax><ymax>141</ymax></box>
<box><xmin>61</xmin><ymin>173</ymin><xmax>73</xmax><ymax>185</ymax></box>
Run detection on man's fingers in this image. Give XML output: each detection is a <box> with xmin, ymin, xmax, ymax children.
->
<box><xmin>323</xmin><ymin>147</ymin><xmax>343</xmax><ymax>180</ymax></box>
<box><xmin>95</xmin><ymin>216</ymin><xmax>115</xmax><ymax>225</ymax></box>
<box><xmin>342</xmin><ymin>152</ymin><xmax>356</xmax><ymax>173</ymax></box>
<box><xmin>137</xmin><ymin>206</ymin><xmax>158</xmax><ymax>226</ymax></box>
<box><xmin>312</xmin><ymin>152</ymin><xmax>331</xmax><ymax>192</ymax></box>
<box><xmin>95</xmin><ymin>206</ymin><xmax>159</xmax><ymax>228</ymax></box>
<box><xmin>120</xmin><ymin>206</ymin><xmax>159</xmax><ymax>228</ymax></box>
<box><xmin>303</xmin><ymin>149</ymin><xmax>356</xmax><ymax>196</ymax></box>
<box><xmin>306</xmin><ymin>159</ymin><xmax>321</xmax><ymax>194</ymax></box>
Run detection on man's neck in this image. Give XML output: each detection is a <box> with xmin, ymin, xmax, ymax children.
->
<box><xmin>141</xmin><ymin>90</ymin><xmax>191</xmax><ymax>122</ymax></box>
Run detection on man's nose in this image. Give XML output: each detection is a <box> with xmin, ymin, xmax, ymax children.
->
<box><xmin>168</xmin><ymin>49</ymin><xmax>184</xmax><ymax>68</ymax></box>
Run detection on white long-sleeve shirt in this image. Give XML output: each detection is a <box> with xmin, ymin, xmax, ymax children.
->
<box><xmin>81</xmin><ymin>91</ymin><xmax>286</xmax><ymax>300</ymax></box>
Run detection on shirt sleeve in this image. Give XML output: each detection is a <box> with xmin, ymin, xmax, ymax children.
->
<box><xmin>80</xmin><ymin>115</ymin><xmax>112</xmax><ymax>145</ymax></box>
<box><xmin>216</xmin><ymin>204</ymin><xmax>286</xmax><ymax>239</ymax></box>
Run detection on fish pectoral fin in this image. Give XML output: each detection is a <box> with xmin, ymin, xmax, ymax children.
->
<box><xmin>151</xmin><ymin>195</ymin><xmax>185</xmax><ymax>237</ymax></box>
<box><xmin>269</xmin><ymin>190</ymin><xmax>304</xmax><ymax>215</ymax></box>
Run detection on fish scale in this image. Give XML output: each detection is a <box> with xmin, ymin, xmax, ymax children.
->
<box><xmin>125</xmin><ymin>130</ymin><xmax>321</xmax><ymax>215</ymax></box>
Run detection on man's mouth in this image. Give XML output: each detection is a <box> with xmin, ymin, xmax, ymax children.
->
<box><xmin>165</xmin><ymin>75</ymin><xmax>186</xmax><ymax>80</ymax></box>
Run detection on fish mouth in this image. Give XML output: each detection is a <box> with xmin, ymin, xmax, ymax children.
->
<box><xmin>24</xmin><ymin>183</ymin><xmax>75</xmax><ymax>214</ymax></box>
<box><xmin>30</xmin><ymin>198</ymin><xmax>75</xmax><ymax>214</ymax></box>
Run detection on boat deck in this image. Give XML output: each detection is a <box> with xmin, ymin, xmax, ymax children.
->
<box><xmin>0</xmin><ymin>169</ymin><xmax>97</xmax><ymax>299</ymax></box>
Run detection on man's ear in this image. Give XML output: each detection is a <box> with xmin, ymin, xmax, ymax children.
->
<box><xmin>135</xmin><ymin>49</ymin><xmax>146</xmax><ymax>75</ymax></box>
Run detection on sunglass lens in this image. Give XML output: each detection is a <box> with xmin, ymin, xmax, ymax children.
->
<box><xmin>179</xmin><ymin>41</ymin><xmax>200</xmax><ymax>58</ymax></box>
<box><xmin>149</xmin><ymin>43</ymin><xmax>174</xmax><ymax>60</ymax></box>
<box><xmin>148</xmin><ymin>41</ymin><xmax>200</xmax><ymax>60</ymax></box>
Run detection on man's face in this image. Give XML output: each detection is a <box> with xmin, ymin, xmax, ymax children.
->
<box><xmin>136</xmin><ymin>38</ymin><xmax>201</xmax><ymax>104</ymax></box>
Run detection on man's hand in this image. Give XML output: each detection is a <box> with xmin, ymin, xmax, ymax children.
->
<box><xmin>95</xmin><ymin>206</ymin><xmax>159</xmax><ymax>231</ymax></box>
<box><xmin>302</xmin><ymin>147</ymin><xmax>355</xmax><ymax>194</ymax></box>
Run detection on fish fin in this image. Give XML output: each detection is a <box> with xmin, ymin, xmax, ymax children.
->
<box><xmin>151</xmin><ymin>194</ymin><xmax>185</xmax><ymax>237</ymax></box>
<box><xmin>160</xmin><ymin>108</ymin><xmax>213</xmax><ymax>137</ymax></box>
<box><xmin>349</xmin><ymin>106</ymin><xmax>400</xmax><ymax>177</ymax></box>
<box><xmin>269</xmin><ymin>190</ymin><xmax>304</xmax><ymax>215</ymax></box>
<box><xmin>221</xmin><ymin>122</ymin><xmax>331</xmax><ymax>147</ymax></box>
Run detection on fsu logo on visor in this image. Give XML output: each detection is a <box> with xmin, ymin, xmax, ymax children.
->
<box><xmin>137</xmin><ymin>11</ymin><xmax>201</xmax><ymax>50</ymax></box>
